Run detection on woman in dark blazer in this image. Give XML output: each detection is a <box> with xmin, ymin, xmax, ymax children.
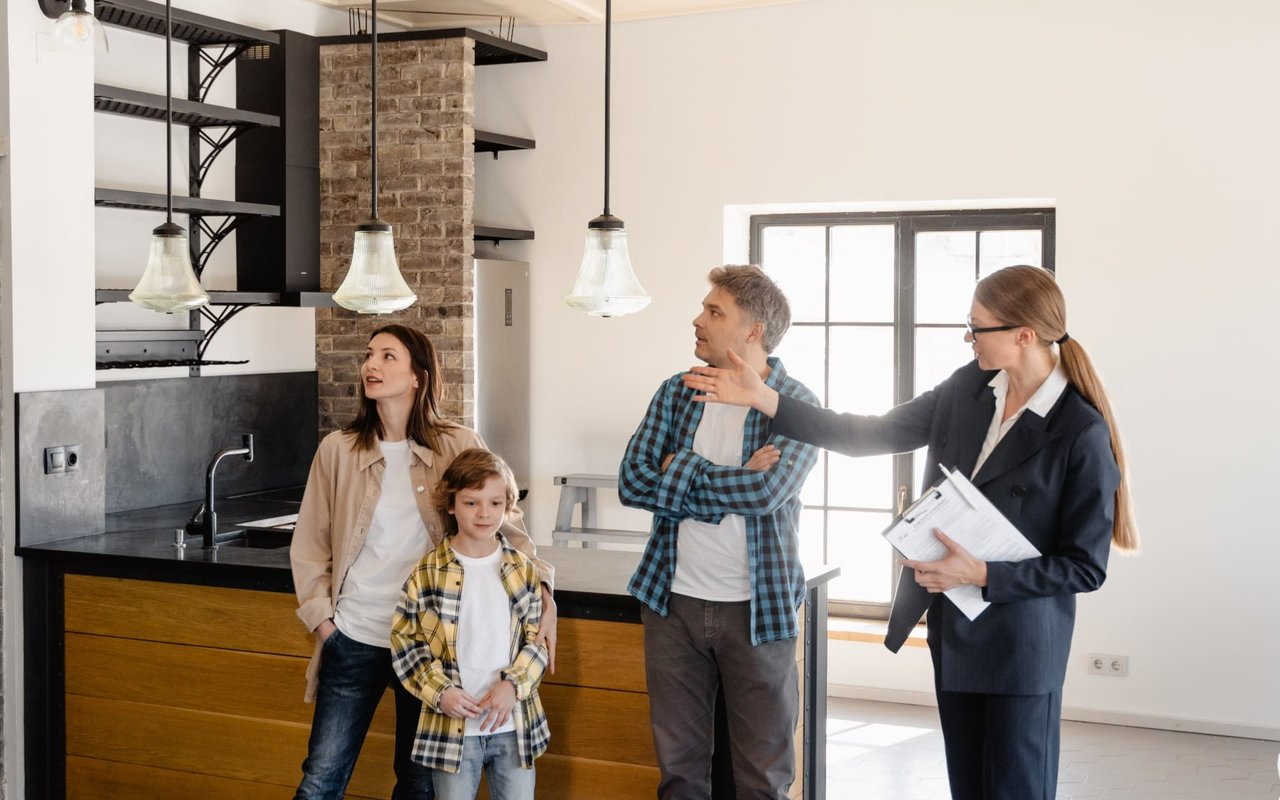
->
<box><xmin>682</xmin><ymin>265</ymin><xmax>1137</xmax><ymax>800</ymax></box>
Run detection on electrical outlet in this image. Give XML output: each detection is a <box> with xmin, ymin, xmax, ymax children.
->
<box><xmin>43</xmin><ymin>444</ymin><xmax>83</xmax><ymax>475</ymax></box>
<box><xmin>1088</xmin><ymin>653</ymin><xmax>1129</xmax><ymax>677</ymax></box>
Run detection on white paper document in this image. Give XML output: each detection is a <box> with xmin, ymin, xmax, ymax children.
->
<box><xmin>882</xmin><ymin>466</ymin><xmax>1040</xmax><ymax>621</ymax></box>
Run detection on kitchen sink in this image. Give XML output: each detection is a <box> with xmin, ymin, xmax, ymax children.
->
<box><xmin>214</xmin><ymin>513</ymin><xmax>297</xmax><ymax>549</ymax></box>
<box><xmin>218</xmin><ymin>528</ymin><xmax>293</xmax><ymax>549</ymax></box>
<box><xmin>228</xmin><ymin>485</ymin><xmax>306</xmax><ymax>504</ymax></box>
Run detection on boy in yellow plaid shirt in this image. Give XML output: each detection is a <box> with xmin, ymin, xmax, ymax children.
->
<box><xmin>391</xmin><ymin>449</ymin><xmax>549</xmax><ymax>800</ymax></box>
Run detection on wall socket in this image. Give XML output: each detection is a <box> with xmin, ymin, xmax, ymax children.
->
<box><xmin>43</xmin><ymin>444</ymin><xmax>82</xmax><ymax>475</ymax></box>
<box><xmin>1088</xmin><ymin>653</ymin><xmax>1129</xmax><ymax>677</ymax></box>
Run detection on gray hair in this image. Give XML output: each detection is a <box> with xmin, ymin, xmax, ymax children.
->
<box><xmin>707</xmin><ymin>265</ymin><xmax>792</xmax><ymax>353</ymax></box>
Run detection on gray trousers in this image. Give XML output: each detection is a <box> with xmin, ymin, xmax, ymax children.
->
<box><xmin>642</xmin><ymin>594</ymin><xmax>799</xmax><ymax>800</ymax></box>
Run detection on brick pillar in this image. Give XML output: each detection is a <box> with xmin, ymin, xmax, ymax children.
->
<box><xmin>317</xmin><ymin>37</ymin><xmax>476</xmax><ymax>436</ymax></box>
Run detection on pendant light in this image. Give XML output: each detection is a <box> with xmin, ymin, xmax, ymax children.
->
<box><xmin>128</xmin><ymin>0</ymin><xmax>208</xmax><ymax>314</ymax></box>
<box><xmin>332</xmin><ymin>0</ymin><xmax>416</xmax><ymax>315</ymax></box>
<box><xmin>50</xmin><ymin>0</ymin><xmax>109</xmax><ymax>54</ymax></box>
<box><xmin>564</xmin><ymin>0</ymin><xmax>650</xmax><ymax>318</ymax></box>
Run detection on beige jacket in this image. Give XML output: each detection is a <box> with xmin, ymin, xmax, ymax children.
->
<box><xmin>290</xmin><ymin>424</ymin><xmax>552</xmax><ymax>702</ymax></box>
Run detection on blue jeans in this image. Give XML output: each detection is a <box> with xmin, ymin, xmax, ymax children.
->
<box><xmin>432</xmin><ymin>732</ymin><xmax>534</xmax><ymax>800</ymax></box>
<box><xmin>294</xmin><ymin>629</ymin><xmax>435</xmax><ymax>799</ymax></box>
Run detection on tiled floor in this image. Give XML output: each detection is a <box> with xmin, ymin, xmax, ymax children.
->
<box><xmin>826</xmin><ymin>697</ymin><xmax>1280</xmax><ymax>799</ymax></box>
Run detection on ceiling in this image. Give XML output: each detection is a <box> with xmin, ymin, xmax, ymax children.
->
<box><xmin>308</xmin><ymin>0</ymin><xmax>819</xmax><ymax>28</ymax></box>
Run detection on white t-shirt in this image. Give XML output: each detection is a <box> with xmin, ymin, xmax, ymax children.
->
<box><xmin>334</xmin><ymin>439</ymin><xmax>430</xmax><ymax>647</ymax></box>
<box><xmin>672</xmin><ymin>402</ymin><xmax>752</xmax><ymax>602</ymax></box>
<box><xmin>454</xmin><ymin>546</ymin><xmax>516</xmax><ymax>737</ymax></box>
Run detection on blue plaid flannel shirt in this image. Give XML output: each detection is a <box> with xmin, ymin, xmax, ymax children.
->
<box><xmin>620</xmin><ymin>357</ymin><xmax>819</xmax><ymax>645</ymax></box>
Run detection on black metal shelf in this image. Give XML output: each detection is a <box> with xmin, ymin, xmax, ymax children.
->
<box><xmin>94</xmin><ymin>286</ymin><xmax>336</xmax><ymax>370</ymax></box>
<box><xmin>95</xmin><ymin>289</ymin><xmax>335</xmax><ymax>308</ymax></box>
<box><xmin>317</xmin><ymin>28</ymin><xmax>546</xmax><ymax>65</ymax></box>
<box><xmin>97</xmin><ymin>358</ymin><xmax>250</xmax><ymax>370</ymax></box>
<box><xmin>475</xmin><ymin>130</ymin><xmax>535</xmax><ymax>156</ymax></box>
<box><xmin>474</xmin><ymin>226</ymin><xmax>534</xmax><ymax>243</ymax></box>
<box><xmin>92</xmin><ymin>0</ymin><xmax>277</xmax><ymax>46</ymax></box>
<box><xmin>96</xmin><ymin>328</ymin><xmax>202</xmax><ymax>361</ymax></box>
<box><xmin>50</xmin><ymin>0</ymin><xmax>295</xmax><ymax>377</ymax></box>
<box><xmin>95</xmin><ymin>189</ymin><xmax>279</xmax><ymax>218</ymax></box>
<box><xmin>94</xmin><ymin>84</ymin><xmax>279</xmax><ymax>129</ymax></box>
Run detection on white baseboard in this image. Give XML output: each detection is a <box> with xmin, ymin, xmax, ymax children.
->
<box><xmin>827</xmin><ymin>683</ymin><xmax>1280</xmax><ymax>742</ymax></box>
<box><xmin>828</xmin><ymin>684</ymin><xmax>936</xmax><ymax>707</ymax></box>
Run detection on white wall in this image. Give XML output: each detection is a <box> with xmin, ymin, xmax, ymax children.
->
<box><xmin>473</xmin><ymin>0</ymin><xmax>1280</xmax><ymax>735</ymax></box>
<box><xmin>2</xmin><ymin>0</ymin><xmax>99</xmax><ymax>792</ymax></box>
<box><xmin>4</xmin><ymin>0</ymin><xmax>95</xmax><ymax>393</ymax></box>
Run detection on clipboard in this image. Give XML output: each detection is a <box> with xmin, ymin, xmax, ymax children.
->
<box><xmin>882</xmin><ymin>466</ymin><xmax>1039</xmax><ymax>621</ymax></box>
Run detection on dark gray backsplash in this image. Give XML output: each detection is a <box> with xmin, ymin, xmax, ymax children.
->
<box><xmin>101</xmin><ymin>372</ymin><xmax>318</xmax><ymax>513</ymax></box>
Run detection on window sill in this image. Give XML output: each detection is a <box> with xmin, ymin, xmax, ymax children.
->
<box><xmin>827</xmin><ymin>617</ymin><xmax>928</xmax><ymax>648</ymax></box>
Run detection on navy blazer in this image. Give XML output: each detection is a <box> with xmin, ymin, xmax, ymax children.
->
<box><xmin>772</xmin><ymin>360</ymin><xmax>1120</xmax><ymax>695</ymax></box>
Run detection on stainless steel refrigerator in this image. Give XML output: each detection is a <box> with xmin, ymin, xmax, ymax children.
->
<box><xmin>474</xmin><ymin>258</ymin><xmax>531</xmax><ymax>502</ymax></box>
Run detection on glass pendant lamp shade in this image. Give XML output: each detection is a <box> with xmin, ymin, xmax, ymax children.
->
<box><xmin>564</xmin><ymin>215</ymin><xmax>650</xmax><ymax>317</ymax></box>
<box><xmin>130</xmin><ymin>0</ymin><xmax>204</xmax><ymax>315</ymax></box>
<box><xmin>332</xmin><ymin>220</ymin><xmax>417</xmax><ymax>314</ymax></box>
<box><xmin>129</xmin><ymin>222</ymin><xmax>210</xmax><ymax>313</ymax></box>
<box><xmin>330</xmin><ymin>0</ymin><xmax>416</xmax><ymax>315</ymax></box>
<box><xmin>565</xmin><ymin>0</ymin><xmax>650</xmax><ymax>318</ymax></box>
<box><xmin>51</xmin><ymin>0</ymin><xmax>109</xmax><ymax>53</ymax></box>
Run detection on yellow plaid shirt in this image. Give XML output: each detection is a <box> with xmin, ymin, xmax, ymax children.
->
<box><xmin>391</xmin><ymin>534</ymin><xmax>550</xmax><ymax>773</ymax></box>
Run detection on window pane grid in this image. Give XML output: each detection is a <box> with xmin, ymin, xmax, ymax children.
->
<box><xmin>791</xmin><ymin>321</ymin><xmax>894</xmax><ymax>328</ymax></box>
<box><xmin>752</xmin><ymin>209</ymin><xmax>1053</xmax><ymax>619</ymax></box>
<box><xmin>803</xmin><ymin>505</ymin><xmax>894</xmax><ymax>514</ymax></box>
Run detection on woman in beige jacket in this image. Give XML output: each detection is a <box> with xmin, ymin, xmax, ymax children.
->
<box><xmin>290</xmin><ymin>324</ymin><xmax>555</xmax><ymax>800</ymax></box>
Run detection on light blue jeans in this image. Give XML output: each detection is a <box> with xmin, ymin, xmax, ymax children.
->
<box><xmin>432</xmin><ymin>731</ymin><xmax>535</xmax><ymax>800</ymax></box>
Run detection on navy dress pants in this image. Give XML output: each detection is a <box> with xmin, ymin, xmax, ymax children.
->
<box><xmin>935</xmin><ymin>679</ymin><xmax>1063</xmax><ymax>800</ymax></box>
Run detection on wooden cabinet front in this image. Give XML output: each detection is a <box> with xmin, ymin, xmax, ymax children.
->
<box><xmin>60</xmin><ymin>576</ymin><xmax>670</xmax><ymax>799</ymax></box>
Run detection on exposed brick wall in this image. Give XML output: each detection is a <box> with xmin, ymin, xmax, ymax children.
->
<box><xmin>316</xmin><ymin>37</ymin><xmax>476</xmax><ymax>436</ymax></box>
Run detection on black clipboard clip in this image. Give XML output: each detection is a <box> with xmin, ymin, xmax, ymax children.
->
<box><xmin>901</xmin><ymin>488</ymin><xmax>943</xmax><ymax>524</ymax></box>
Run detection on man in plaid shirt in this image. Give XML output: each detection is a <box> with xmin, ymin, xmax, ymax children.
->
<box><xmin>620</xmin><ymin>265</ymin><xmax>819</xmax><ymax>800</ymax></box>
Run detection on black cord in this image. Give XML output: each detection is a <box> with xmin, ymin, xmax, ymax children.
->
<box><xmin>370</xmin><ymin>0</ymin><xmax>379</xmax><ymax>220</ymax></box>
<box><xmin>165</xmin><ymin>0</ymin><xmax>173</xmax><ymax>223</ymax></box>
<box><xmin>603</xmin><ymin>0</ymin><xmax>611</xmax><ymax>216</ymax></box>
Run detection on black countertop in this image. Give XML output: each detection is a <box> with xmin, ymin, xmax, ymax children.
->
<box><xmin>17</xmin><ymin>499</ymin><xmax>838</xmax><ymax>621</ymax></box>
<box><xmin>17</xmin><ymin>497</ymin><xmax>303</xmax><ymax>588</ymax></box>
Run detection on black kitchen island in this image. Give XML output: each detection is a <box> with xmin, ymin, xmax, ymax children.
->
<box><xmin>19</xmin><ymin>500</ymin><xmax>837</xmax><ymax>800</ymax></box>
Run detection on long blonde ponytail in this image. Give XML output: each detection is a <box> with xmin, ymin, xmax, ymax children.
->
<box><xmin>976</xmin><ymin>266</ymin><xmax>1139</xmax><ymax>552</ymax></box>
<box><xmin>1057</xmin><ymin>338</ymin><xmax>1139</xmax><ymax>552</ymax></box>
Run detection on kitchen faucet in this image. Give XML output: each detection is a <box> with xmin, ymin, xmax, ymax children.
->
<box><xmin>186</xmin><ymin>434</ymin><xmax>255</xmax><ymax>549</ymax></box>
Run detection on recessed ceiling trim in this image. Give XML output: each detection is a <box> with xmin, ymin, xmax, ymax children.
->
<box><xmin>306</xmin><ymin>0</ymin><xmax>820</xmax><ymax>27</ymax></box>
<box><xmin>543</xmin><ymin>0</ymin><xmax>603</xmax><ymax>22</ymax></box>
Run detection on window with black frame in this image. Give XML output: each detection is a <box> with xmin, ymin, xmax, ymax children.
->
<box><xmin>750</xmin><ymin>209</ymin><xmax>1055</xmax><ymax>618</ymax></box>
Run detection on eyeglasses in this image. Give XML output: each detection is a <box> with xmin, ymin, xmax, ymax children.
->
<box><xmin>965</xmin><ymin>317</ymin><xmax>1018</xmax><ymax>337</ymax></box>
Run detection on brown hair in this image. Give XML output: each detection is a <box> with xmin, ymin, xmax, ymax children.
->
<box><xmin>707</xmin><ymin>265</ymin><xmax>792</xmax><ymax>353</ymax></box>
<box><xmin>431</xmin><ymin>448</ymin><xmax>519</xmax><ymax>536</ymax></box>
<box><xmin>343</xmin><ymin>324</ymin><xmax>453</xmax><ymax>453</ymax></box>
<box><xmin>975</xmin><ymin>265</ymin><xmax>1139</xmax><ymax>553</ymax></box>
